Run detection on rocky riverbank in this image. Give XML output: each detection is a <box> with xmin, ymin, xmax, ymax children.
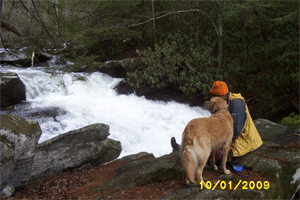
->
<box><xmin>0</xmin><ymin>114</ymin><xmax>121</xmax><ymax>198</ymax></box>
<box><xmin>1</xmin><ymin>114</ymin><xmax>299</xmax><ymax>199</ymax></box>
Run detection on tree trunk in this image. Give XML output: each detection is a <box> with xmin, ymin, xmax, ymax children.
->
<box><xmin>151</xmin><ymin>0</ymin><xmax>156</xmax><ymax>49</ymax></box>
<box><xmin>251</xmin><ymin>2</ymin><xmax>268</xmax><ymax>42</ymax></box>
<box><xmin>0</xmin><ymin>0</ymin><xmax>3</xmax><ymax>31</ymax></box>
<box><xmin>0</xmin><ymin>0</ymin><xmax>3</xmax><ymax>48</ymax></box>
<box><xmin>216</xmin><ymin>0</ymin><xmax>222</xmax><ymax>69</ymax></box>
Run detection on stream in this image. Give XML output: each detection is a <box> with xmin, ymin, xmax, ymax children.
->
<box><xmin>0</xmin><ymin>55</ymin><xmax>211</xmax><ymax>158</ymax></box>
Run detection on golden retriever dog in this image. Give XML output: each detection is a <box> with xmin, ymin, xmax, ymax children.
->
<box><xmin>180</xmin><ymin>97</ymin><xmax>234</xmax><ymax>185</ymax></box>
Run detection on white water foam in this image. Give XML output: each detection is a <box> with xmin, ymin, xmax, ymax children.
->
<box><xmin>6</xmin><ymin>68</ymin><xmax>211</xmax><ymax>157</ymax></box>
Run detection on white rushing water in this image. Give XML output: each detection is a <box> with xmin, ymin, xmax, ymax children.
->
<box><xmin>2</xmin><ymin>66</ymin><xmax>211</xmax><ymax>158</ymax></box>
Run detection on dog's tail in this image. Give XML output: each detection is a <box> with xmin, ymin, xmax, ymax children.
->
<box><xmin>181</xmin><ymin>147</ymin><xmax>197</xmax><ymax>184</ymax></box>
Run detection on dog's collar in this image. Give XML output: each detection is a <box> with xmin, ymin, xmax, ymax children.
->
<box><xmin>212</xmin><ymin>108</ymin><xmax>229</xmax><ymax>114</ymax></box>
<box><xmin>221</xmin><ymin>108</ymin><xmax>229</xmax><ymax>112</ymax></box>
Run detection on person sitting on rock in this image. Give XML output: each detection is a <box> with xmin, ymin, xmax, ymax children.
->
<box><xmin>171</xmin><ymin>81</ymin><xmax>263</xmax><ymax>159</ymax></box>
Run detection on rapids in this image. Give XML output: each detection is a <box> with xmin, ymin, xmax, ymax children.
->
<box><xmin>0</xmin><ymin>59</ymin><xmax>211</xmax><ymax>157</ymax></box>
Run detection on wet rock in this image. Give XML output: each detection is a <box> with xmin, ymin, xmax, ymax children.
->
<box><xmin>158</xmin><ymin>185</ymin><xmax>204</xmax><ymax>200</ymax></box>
<box><xmin>94</xmin><ymin>119</ymin><xmax>299</xmax><ymax>199</ymax></box>
<box><xmin>97</xmin><ymin>61</ymin><xmax>127</xmax><ymax>78</ymax></box>
<box><xmin>114</xmin><ymin>81</ymin><xmax>203</xmax><ymax>107</ymax></box>
<box><xmin>0</xmin><ymin>183</ymin><xmax>15</xmax><ymax>198</ymax></box>
<box><xmin>95</xmin><ymin>151</ymin><xmax>182</xmax><ymax>192</ymax></box>
<box><xmin>253</xmin><ymin>157</ymin><xmax>282</xmax><ymax>181</ymax></box>
<box><xmin>1</xmin><ymin>103</ymin><xmax>67</xmax><ymax>127</ymax></box>
<box><xmin>0</xmin><ymin>49</ymin><xmax>52</xmax><ymax>67</ymax></box>
<box><xmin>0</xmin><ymin>114</ymin><xmax>42</xmax><ymax>159</ymax></box>
<box><xmin>0</xmin><ymin>138</ymin><xmax>15</xmax><ymax>191</ymax></box>
<box><xmin>116</xmin><ymin>152</ymin><xmax>154</xmax><ymax>162</ymax></box>
<box><xmin>96</xmin><ymin>58</ymin><xmax>146</xmax><ymax>78</ymax></box>
<box><xmin>0</xmin><ymin>114</ymin><xmax>121</xmax><ymax>189</ymax></box>
<box><xmin>254</xmin><ymin>118</ymin><xmax>297</xmax><ymax>146</ymax></box>
<box><xmin>0</xmin><ymin>72</ymin><xmax>26</xmax><ymax>108</ymax></box>
<box><xmin>0</xmin><ymin>114</ymin><xmax>42</xmax><ymax>189</ymax></box>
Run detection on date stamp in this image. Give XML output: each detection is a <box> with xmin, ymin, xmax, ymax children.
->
<box><xmin>199</xmin><ymin>180</ymin><xmax>270</xmax><ymax>190</ymax></box>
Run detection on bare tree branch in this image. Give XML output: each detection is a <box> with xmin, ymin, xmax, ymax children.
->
<box><xmin>7</xmin><ymin>0</ymin><xmax>15</xmax><ymax>21</ymax></box>
<box><xmin>18</xmin><ymin>0</ymin><xmax>56</xmax><ymax>42</ymax></box>
<box><xmin>30</xmin><ymin>0</ymin><xmax>55</xmax><ymax>41</ymax></box>
<box><xmin>1</xmin><ymin>20</ymin><xmax>21</xmax><ymax>36</ymax></box>
<box><xmin>119</xmin><ymin>8</ymin><xmax>219</xmax><ymax>36</ymax></box>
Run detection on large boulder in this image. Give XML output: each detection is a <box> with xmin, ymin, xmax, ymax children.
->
<box><xmin>0</xmin><ymin>114</ymin><xmax>42</xmax><ymax>189</ymax></box>
<box><xmin>96</xmin><ymin>58</ymin><xmax>146</xmax><ymax>78</ymax></box>
<box><xmin>254</xmin><ymin>118</ymin><xmax>298</xmax><ymax>146</ymax></box>
<box><xmin>97</xmin><ymin>61</ymin><xmax>127</xmax><ymax>78</ymax></box>
<box><xmin>31</xmin><ymin>123</ymin><xmax>121</xmax><ymax>178</ymax></box>
<box><xmin>114</xmin><ymin>81</ymin><xmax>204</xmax><ymax>107</ymax></box>
<box><xmin>0</xmin><ymin>114</ymin><xmax>121</xmax><ymax>192</ymax></box>
<box><xmin>72</xmin><ymin>57</ymin><xmax>146</xmax><ymax>77</ymax></box>
<box><xmin>93</xmin><ymin>119</ymin><xmax>299</xmax><ymax>199</ymax></box>
<box><xmin>95</xmin><ymin>151</ymin><xmax>182</xmax><ymax>192</ymax></box>
<box><xmin>0</xmin><ymin>72</ymin><xmax>26</xmax><ymax>108</ymax></box>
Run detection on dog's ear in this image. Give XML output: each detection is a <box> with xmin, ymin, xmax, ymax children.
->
<box><xmin>212</xmin><ymin>101</ymin><xmax>218</xmax><ymax>113</ymax></box>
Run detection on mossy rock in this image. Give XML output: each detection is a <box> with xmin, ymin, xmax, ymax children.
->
<box><xmin>95</xmin><ymin>151</ymin><xmax>182</xmax><ymax>192</ymax></box>
<box><xmin>158</xmin><ymin>185</ymin><xmax>203</xmax><ymax>200</ymax></box>
<box><xmin>0</xmin><ymin>114</ymin><xmax>41</xmax><ymax>136</ymax></box>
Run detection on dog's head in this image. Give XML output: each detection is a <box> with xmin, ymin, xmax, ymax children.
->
<box><xmin>204</xmin><ymin>97</ymin><xmax>229</xmax><ymax>113</ymax></box>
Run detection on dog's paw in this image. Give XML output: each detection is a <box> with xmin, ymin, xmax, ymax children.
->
<box><xmin>200</xmin><ymin>181</ymin><xmax>207</xmax><ymax>188</ymax></box>
<box><xmin>224</xmin><ymin>169</ymin><xmax>231</xmax><ymax>174</ymax></box>
<box><xmin>213</xmin><ymin>165</ymin><xmax>218</xmax><ymax>170</ymax></box>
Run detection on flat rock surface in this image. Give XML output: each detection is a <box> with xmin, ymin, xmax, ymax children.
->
<box><xmin>7</xmin><ymin>119</ymin><xmax>300</xmax><ymax>199</ymax></box>
<box><xmin>10</xmin><ymin>154</ymin><xmax>275</xmax><ymax>199</ymax></box>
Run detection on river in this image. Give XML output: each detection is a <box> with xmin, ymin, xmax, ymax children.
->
<box><xmin>0</xmin><ymin>55</ymin><xmax>211</xmax><ymax>158</ymax></box>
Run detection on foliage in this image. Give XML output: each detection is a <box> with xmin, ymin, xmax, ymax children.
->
<box><xmin>127</xmin><ymin>25</ymin><xmax>225</xmax><ymax>98</ymax></box>
<box><xmin>280</xmin><ymin>113</ymin><xmax>300</xmax><ymax>130</ymax></box>
<box><xmin>1</xmin><ymin>0</ymin><xmax>299</xmax><ymax>117</ymax></box>
<box><xmin>222</xmin><ymin>1</ymin><xmax>299</xmax><ymax>101</ymax></box>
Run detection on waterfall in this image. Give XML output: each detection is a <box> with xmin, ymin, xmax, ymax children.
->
<box><xmin>1</xmin><ymin>65</ymin><xmax>211</xmax><ymax>158</ymax></box>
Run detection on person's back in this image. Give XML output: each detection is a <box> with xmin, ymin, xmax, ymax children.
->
<box><xmin>171</xmin><ymin>81</ymin><xmax>263</xmax><ymax>158</ymax></box>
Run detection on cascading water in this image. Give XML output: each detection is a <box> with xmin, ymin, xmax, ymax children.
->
<box><xmin>1</xmin><ymin>57</ymin><xmax>211</xmax><ymax>158</ymax></box>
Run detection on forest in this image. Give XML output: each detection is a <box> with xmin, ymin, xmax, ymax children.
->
<box><xmin>0</xmin><ymin>0</ymin><xmax>299</xmax><ymax>121</ymax></box>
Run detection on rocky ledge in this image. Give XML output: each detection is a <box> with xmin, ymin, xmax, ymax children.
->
<box><xmin>1</xmin><ymin>116</ymin><xmax>299</xmax><ymax>199</ymax></box>
<box><xmin>83</xmin><ymin>118</ymin><xmax>300</xmax><ymax>199</ymax></box>
<box><xmin>0</xmin><ymin>114</ymin><xmax>121</xmax><ymax>198</ymax></box>
<box><xmin>0</xmin><ymin>49</ymin><xmax>52</xmax><ymax>67</ymax></box>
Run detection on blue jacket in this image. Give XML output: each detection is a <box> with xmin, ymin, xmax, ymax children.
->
<box><xmin>227</xmin><ymin>92</ymin><xmax>246</xmax><ymax>141</ymax></box>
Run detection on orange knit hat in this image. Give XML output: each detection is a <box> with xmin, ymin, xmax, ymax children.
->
<box><xmin>210</xmin><ymin>81</ymin><xmax>229</xmax><ymax>96</ymax></box>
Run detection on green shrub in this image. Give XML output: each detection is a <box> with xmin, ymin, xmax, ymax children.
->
<box><xmin>126</xmin><ymin>28</ymin><xmax>228</xmax><ymax>99</ymax></box>
<box><xmin>280</xmin><ymin>113</ymin><xmax>300</xmax><ymax>130</ymax></box>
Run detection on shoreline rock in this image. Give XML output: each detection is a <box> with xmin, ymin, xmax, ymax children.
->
<box><xmin>5</xmin><ymin>116</ymin><xmax>300</xmax><ymax>199</ymax></box>
<box><xmin>0</xmin><ymin>72</ymin><xmax>26</xmax><ymax>108</ymax></box>
<box><xmin>92</xmin><ymin>118</ymin><xmax>299</xmax><ymax>199</ymax></box>
<box><xmin>0</xmin><ymin>49</ymin><xmax>52</xmax><ymax>67</ymax></box>
<box><xmin>0</xmin><ymin>114</ymin><xmax>121</xmax><ymax>195</ymax></box>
